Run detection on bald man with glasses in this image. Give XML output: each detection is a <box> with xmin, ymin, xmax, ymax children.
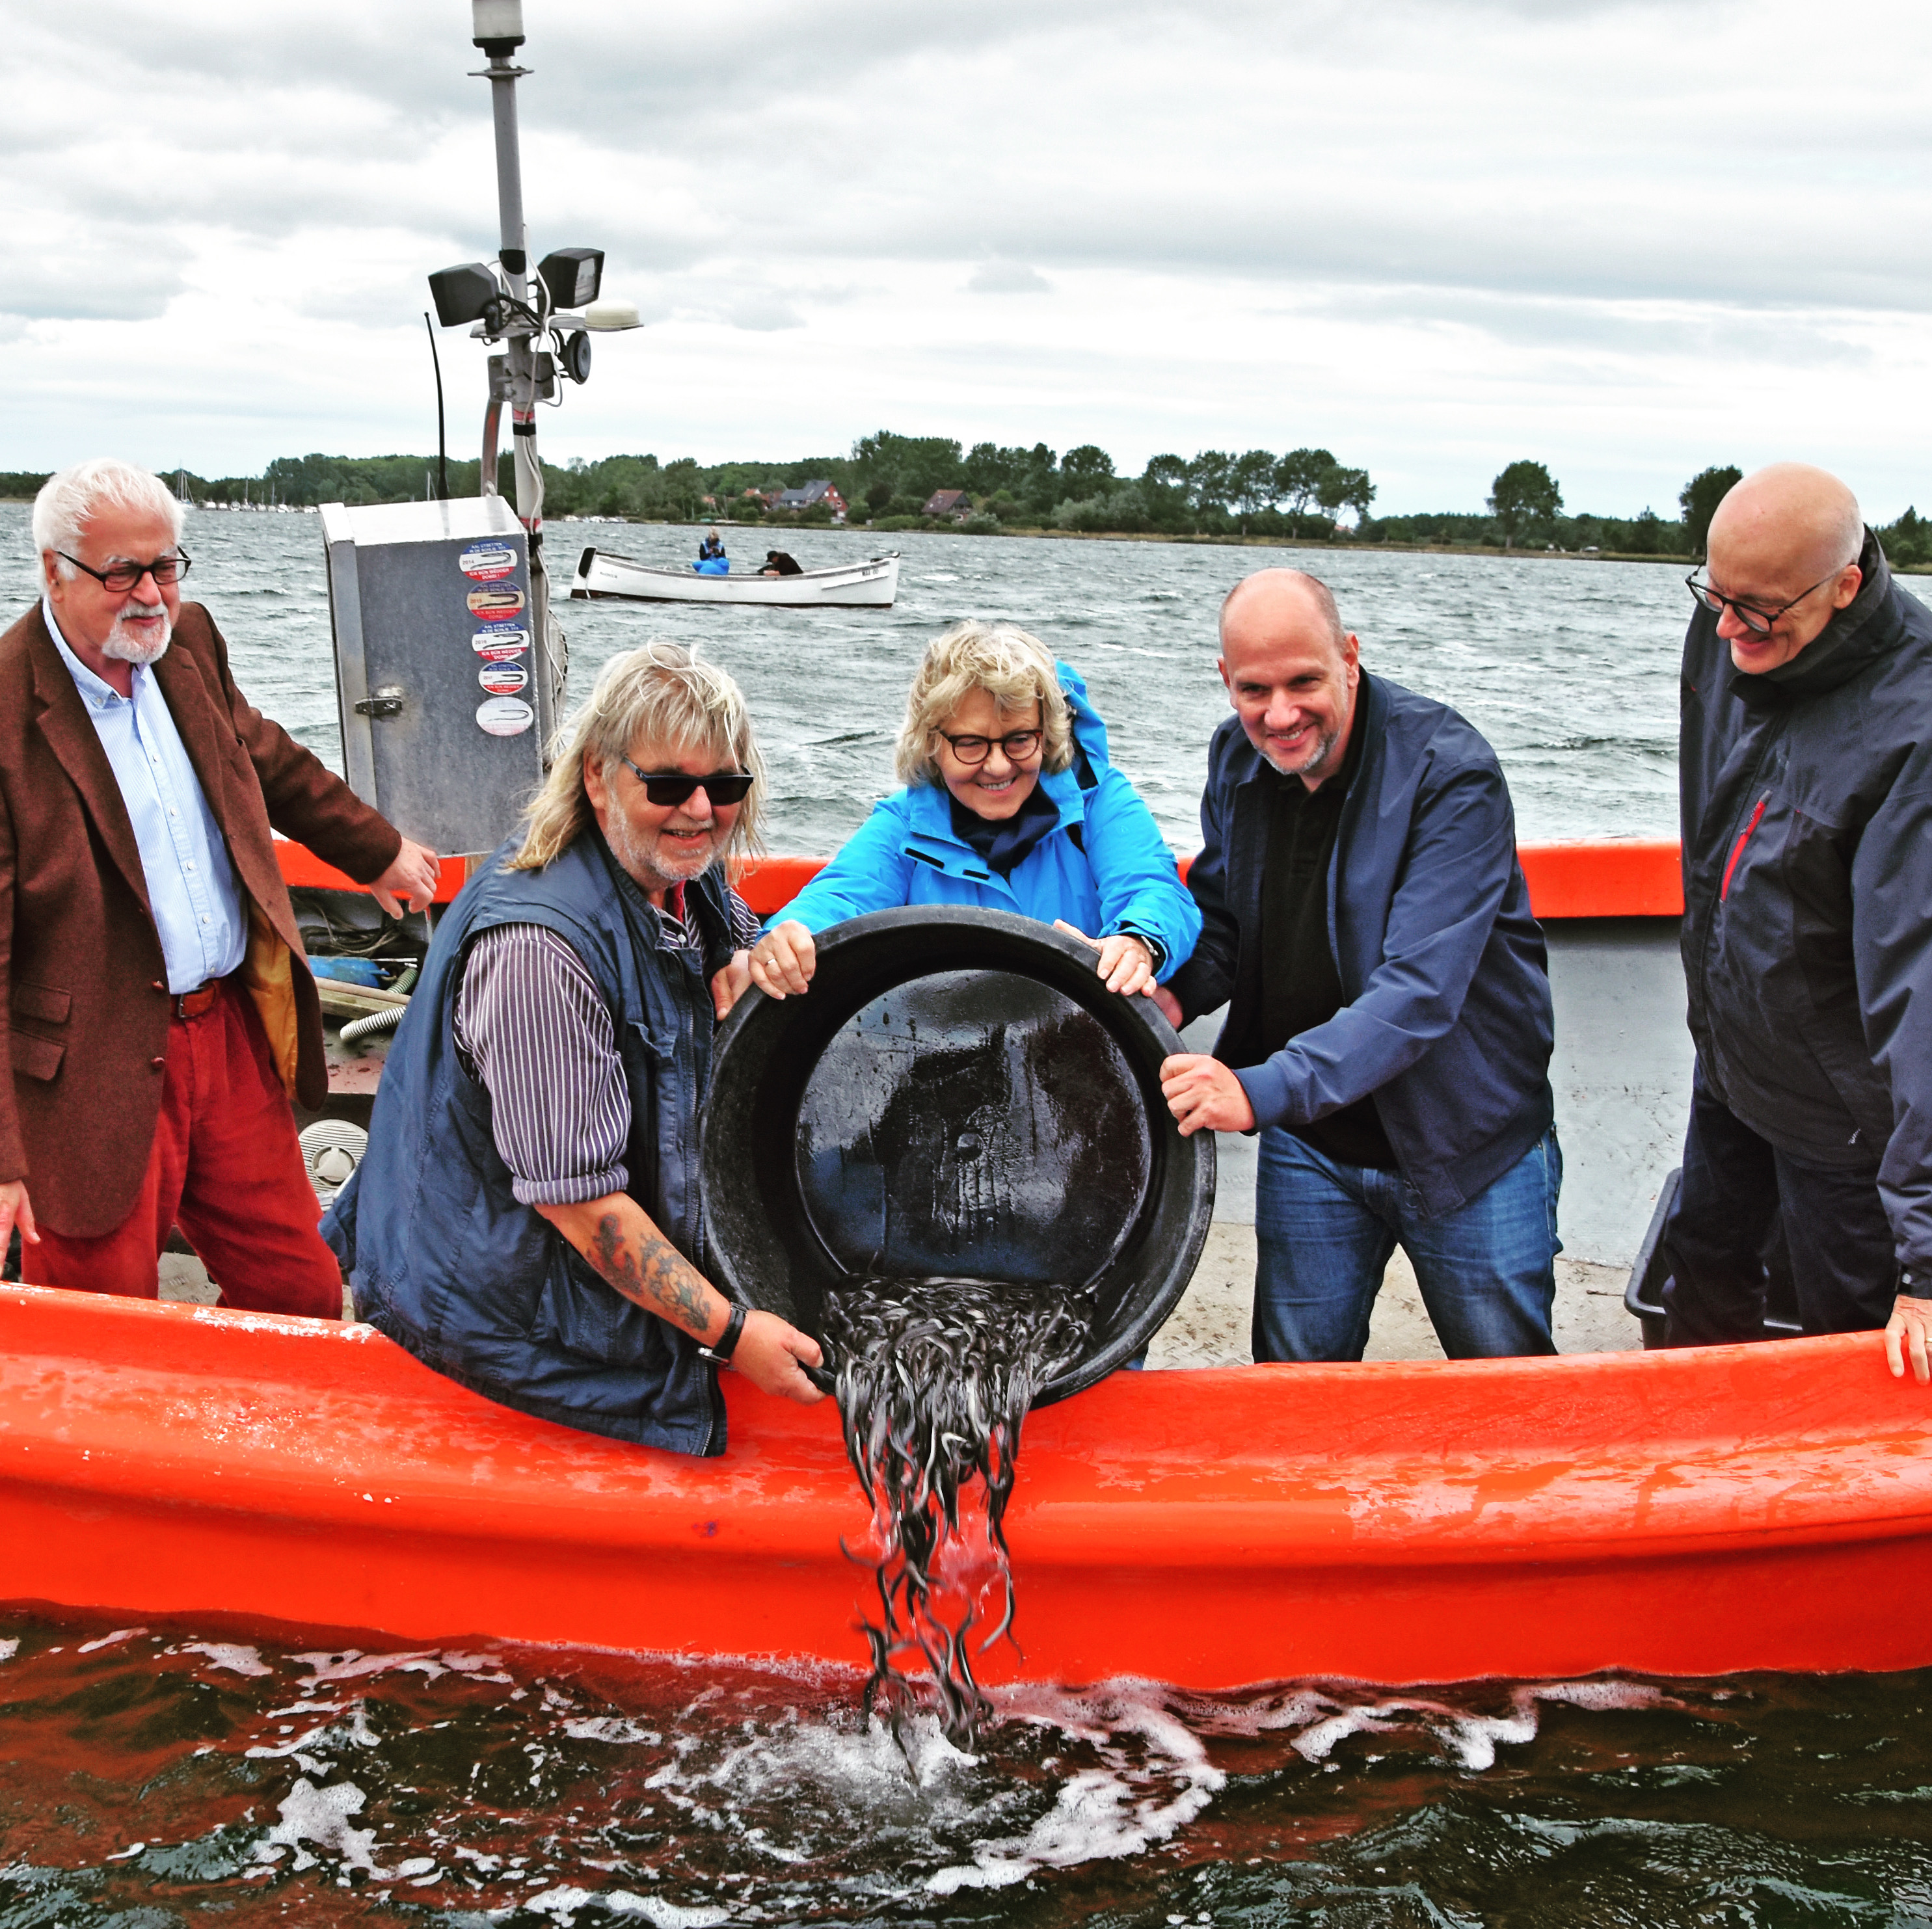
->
<box><xmin>1666</xmin><ymin>461</ymin><xmax>1932</xmax><ymax>1382</ymax></box>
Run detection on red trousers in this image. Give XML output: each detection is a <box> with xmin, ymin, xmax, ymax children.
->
<box><xmin>22</xmin><ymin>979</ymin><xmax>343</xmax><ymax>1320</ymax></box>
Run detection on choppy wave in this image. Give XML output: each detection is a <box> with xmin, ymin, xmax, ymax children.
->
<box><xmin>5</xmin><ymin>1610</ymin><xmax>1932</xmax><ymax>1925</ymax></box>
<box><xmin>0</xmin><ymin>507</ymin><xmax>1790</xmax><ymax>855</ymax></box>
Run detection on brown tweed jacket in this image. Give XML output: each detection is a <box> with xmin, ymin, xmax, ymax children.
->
<box><xmin>0</xmin><ymin>600</ymin><xmax>402</xmax><ymax>1238</ymax></box>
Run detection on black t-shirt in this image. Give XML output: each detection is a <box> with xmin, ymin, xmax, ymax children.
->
<box><xmin>1257</xmin><ymin>721</ymin><xmax>1397</xmax><ymax>1169</ymax></box>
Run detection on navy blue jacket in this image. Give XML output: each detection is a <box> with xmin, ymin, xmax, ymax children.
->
<box><xmin>1681</xmin><ymin>529</ymin><xmax>1932</xmax><ymax>1285</ymax></box>
<box><xmin>1170</xmin><ymin>671</ymin><xmax>1553</xmax><ymax>1216</ymax></box>
<box><xmin>322</xmin><ymin>830</ymin><xmax>734</xmax><ymax>1454</ymax></box>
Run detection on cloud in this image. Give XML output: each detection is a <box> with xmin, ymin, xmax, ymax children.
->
<box><xmin>6</xmin><ymin>0</ymin><xmax>1930</xmax><ymax>518</ymax></box>
<box><xmin>966</xmin><ymin>261</ymin><xmax>1053</xmax><ymax>295</ymax></box>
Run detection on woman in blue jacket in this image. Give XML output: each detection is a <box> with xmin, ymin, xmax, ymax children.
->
<box><xmin>747</xmin><ymin>620</ymin><xmax>1199</xmax><ymax>1001</ymax></box>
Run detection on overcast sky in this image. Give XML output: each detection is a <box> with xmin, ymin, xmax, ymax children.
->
<box><xmin>8</xmin><ymin>0</ymin><xmax>1930</xmax><ymax>515</ymax></box>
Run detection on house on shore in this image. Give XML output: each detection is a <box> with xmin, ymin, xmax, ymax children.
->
<box><xmin>922</xmin><ymin>489</ymin><xmax>971</xmax><ymax>520</ymax></box>
<box><xmin>771</xmin><ymin>479</ymin><xmax>847</xmax><ymax>520</ymax></box>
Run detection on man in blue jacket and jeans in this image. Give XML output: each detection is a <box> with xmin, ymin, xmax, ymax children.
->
<box><xmin>1157</xmin><ymin>568</ymin><xmax>1559</xmax><ymax>1363</ymax></box>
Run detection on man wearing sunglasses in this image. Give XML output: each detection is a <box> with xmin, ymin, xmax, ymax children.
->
<box><xmin>325</xmin><ymin>642</ymin><xmax>826</xmax><ymax>1454</ymax></box>
<box><xmin>1665</xmin><ymin>461</ymin><xmax>1932</xmax><ymax>1385</ymax></box>
<box><xmin>0</xmin><ymin>459</ymin><xmax>439</xmax><ymax>1317</ymax></box>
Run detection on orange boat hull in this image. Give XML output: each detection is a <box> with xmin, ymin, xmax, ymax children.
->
<box><xmin>5</xmin><ymin>1284</ymin><xmax>1930</xmax><ymax>1684</ymax></box>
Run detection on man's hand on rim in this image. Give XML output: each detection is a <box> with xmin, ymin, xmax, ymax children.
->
<box><xmin>369</xmin><ymin>837</ymin><xmax>441</xmax><ymax>918</ymax></box>
<box><xmin>1885</xmin><ymin>1294</ymin><xmax>1932</xmax><ymax>1384</ymax></box>
<box><xmin>0</xmin><ymin>1181</ymin><xmax>38</xmax><ymax>1258</ymax></box>
<box><xmin>732</xmin><ymin>1308</ymin><xmax>827</xmax><ymax>1404</ymax></box>
<box><xmin>1160</xmin><ymin>1052</ymin><xmax>1255</xmax><ymax>1136</ymax></box>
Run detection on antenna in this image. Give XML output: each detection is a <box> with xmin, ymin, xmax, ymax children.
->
<box><xmin>424</xmin><ymin>312</ymin><xmax>449</xmax><ymax>499</ymax></box>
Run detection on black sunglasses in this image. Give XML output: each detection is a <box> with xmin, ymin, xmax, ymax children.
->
<box><xmin>59</xmin><ymin>549</ymin><xmax>193</xmax><ymax>594</ymax></box>
<box><xmin>620</xmin><ymin>758</ymin><xmax>754</xmax><ymax>806</ymax></box>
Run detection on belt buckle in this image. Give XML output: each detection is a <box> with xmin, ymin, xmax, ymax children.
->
<box><xmin>174</xmin><ymin>981</ymin><xmax>219</xmax><ymax>1020</ymax></box>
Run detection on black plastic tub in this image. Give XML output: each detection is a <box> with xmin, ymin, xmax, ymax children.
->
<box><xmin>698</xmin><ymin>906</ymin><xmax>1216</xmax><ymax>1405</ymax></box>
<box><xmin>1624</xmin><ymin>1165</ymin><xmax>1802</xmax><ymax>1348</ymax></box>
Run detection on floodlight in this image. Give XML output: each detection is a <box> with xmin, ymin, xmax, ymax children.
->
<box><xmin>429</xmin><ymin>262</ymin><xmax>499</xmax><ymax>328</ymax></box>
<box><xmin>472</xmin><ymin>0</ymin><xmax>524</xmax><ymax>55</ymax></box>
<box><xmin>537</xmin><ymin>248</ymin><xmax>604</xmax><ymax>312</ymax></box>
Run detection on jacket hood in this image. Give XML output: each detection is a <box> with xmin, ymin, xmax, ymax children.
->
<box><xmin>1734</xmin><ymin>527</ymin><xmax>1902</xmax><ymax>708</ymax></box>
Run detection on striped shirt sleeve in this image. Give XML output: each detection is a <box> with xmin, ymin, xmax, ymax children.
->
<box><xmin>725</xmin><ymin>885</ymin><xmax>762</xmax><ymax>949</ymax></box>
<box><xmin>453</xmin><ymin>924</ymin><xmax>631</xmax><ymax>1207</ymax></box>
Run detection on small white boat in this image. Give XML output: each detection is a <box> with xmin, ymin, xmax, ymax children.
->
<box><xmin>569</xmin><ymin>545</ymin><xmax>901</xmax><ymax>608</ymax></box>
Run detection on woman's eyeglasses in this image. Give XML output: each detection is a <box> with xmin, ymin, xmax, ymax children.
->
<box><xmin>937</xmin><ymin>728</ymin><xmax>1042</xmax><ymax>765</ymax></box>
<box><xmin>620</xmin><ymin>760</ymin><xmax>754</xmax><ymax>806</ymax></box>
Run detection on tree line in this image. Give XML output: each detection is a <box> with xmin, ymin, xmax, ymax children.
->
<box><xmin>7</xmin><ymin>446</ymin><xmax>1929</xmax><ymax>566</ymax></box>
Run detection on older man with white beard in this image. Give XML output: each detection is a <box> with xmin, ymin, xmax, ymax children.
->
<box><xmin>0</xmin><ymin>458</ymin><xmax>438</xmax><ymax>1314</ymax></box>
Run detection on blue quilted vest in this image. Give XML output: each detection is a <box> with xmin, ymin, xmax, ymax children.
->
<box><xmin>322</xmin><ymin>829</ymin><xmax>734</xmax><ymax>1455</ymax></box>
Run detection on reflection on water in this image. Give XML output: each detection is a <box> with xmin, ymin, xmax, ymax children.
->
<box><xmin>4</xmin><ymin>1608</ymin><xmax>1931</xmax><ymax>1926</ymax></box>
<box><xmin>0</xmin><ymin>505</ymin><xmax>1812</xmax><ymax>855</ymax></box>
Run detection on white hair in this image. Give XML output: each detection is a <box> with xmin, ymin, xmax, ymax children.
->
<box><xmin>34</xmin><ymin>460</ymin><xmax>185</xmax><ymax>593</ymax></box>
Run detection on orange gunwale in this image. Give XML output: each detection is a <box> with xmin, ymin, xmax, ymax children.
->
<box><xmin>275</xmin><ymin>838</ymin><xmax>1685</xmax><ymax>922</ymax></box>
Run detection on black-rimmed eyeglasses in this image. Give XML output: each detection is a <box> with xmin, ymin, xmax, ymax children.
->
<box><xmin>937</xmin><ymin>728</ymin><xmax>1042</xmax><ymax>765</ymax></box>
<box><xmin>620</xmin><ymin>759</ymin><xmax>754</xmax><ymax>806</ymax></box>
<box><xmin>1685</xmin><ymin>565</ymin><xmax>1845</xmax><ymax>638</ymax></box>
<box><xmin>58</xmin><ymin>550</ymin><xmax>193</xmax><ymax>595</ymax></box>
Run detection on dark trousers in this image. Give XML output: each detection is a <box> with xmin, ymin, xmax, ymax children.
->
<box><xmin>1661</xmin><ymin>1064</ymin><xmax>1895</xmax><ymax>1345</ymax></box>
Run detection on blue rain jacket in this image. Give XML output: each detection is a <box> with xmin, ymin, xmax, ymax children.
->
<box><xmin>771</xmin><ymin>665</ymin><xmax>1200</xmax><ymax>981</ymax></box>
<box><xmin>693</xmin><ymin>555</ymin><xmax>729</xmax><ymax>576</ymax></box>
<box><xmin>1170</xmin><ymin>670</ymin><xmax>1553</xmax><ymax>1217</ymax></box>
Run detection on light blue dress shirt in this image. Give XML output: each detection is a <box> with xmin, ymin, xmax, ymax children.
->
<box><xmin>44</xmin><ymin>599</ymin><xmax>248</xmax><ymax>994</ymax></box>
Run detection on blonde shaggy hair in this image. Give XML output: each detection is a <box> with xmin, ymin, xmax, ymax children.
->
<box><xmin>510</xmin><ymin>640</ymin><xmax>766</xmax><ymax>871</ymax></box>
<box><xmin>894</xmin><ymin>620</ymin><xmax>1073</xmax><ymax>788</ymax></box>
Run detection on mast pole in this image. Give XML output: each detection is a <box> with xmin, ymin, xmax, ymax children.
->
<box><xmin>470</xmin><ymin>0</ymin><xmax>557</xmax><ymax>747</ymax></box>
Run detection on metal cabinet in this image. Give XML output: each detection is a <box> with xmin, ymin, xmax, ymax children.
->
<box><xmin>322</xmin><ymin>496</ymin><xmax>556</xmax><ymax>856</ymax></box>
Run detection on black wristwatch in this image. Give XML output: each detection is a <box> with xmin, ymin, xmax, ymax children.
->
<box><xmin>698</xmin><ymin>1302</ymin><xmax>747</xmax><ymax>1365</ymax></box>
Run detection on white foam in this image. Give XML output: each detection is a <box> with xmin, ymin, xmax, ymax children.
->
<box><xmin>256</xmin><ymin>1777</ymin><xmax>381</xmax><ymax>1876</ymax></box>
<box><xmin>181</xmin><ymin>1642</ymin><xmax>272</xmax><ymax>1677</ymax></box>
<box><xmin>77</xmin><ymin>1628</ymin><xmax>147</xmax><ymax>1653</ymax></box>
<box><xmin>560</xmin><ymin>1716</ymin><xmax>663</xmax><ymax>1746</ymax></box>
<box><xmin>0</xmin><ymin>1640</ymin><xmax>18</xmax><ymax>1662</ymax></box>
<box><xmin>928</xmin><ymin>1685</ymin><xmax>1224</xmax><ymax>1895</ymax></box>
<box><xmin>292</xmin><ymin>1649</ymin><xmax>449</xmax><ymax>1686</ymax></box>
<box><xmin>520</xmin><ymin>1885</ymin><xmax>729</xmax><ymax>1926</ymax></box>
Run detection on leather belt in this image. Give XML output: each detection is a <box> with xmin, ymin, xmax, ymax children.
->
<box><xmin>174</xmin><ymin>981</ymin><xmax>222</xmax><ymax>1020</ymax></box>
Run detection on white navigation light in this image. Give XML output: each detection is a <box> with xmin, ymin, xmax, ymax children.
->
<box><xmin>429</xmin><ymin>262</ymin><xmax>500</xmax><ymax>328</ymax></box>
<box><xmin>537</xmin><ymin>248</ymin><xmax>604</xmax><ymax>312</ymax></box>
<box><xmin>584</xmin><ymin>299</ymin><xmax>642</xmax><ymax>332</ymax></box>
<box><xmin>472</xmin><ymin>0</ymin><xmax>524</xmax><ymax>53</ymax></box>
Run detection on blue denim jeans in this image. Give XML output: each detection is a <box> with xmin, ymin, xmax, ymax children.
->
<box><xmin>1252</xmin><ymin>1126</ymin><xmax>1562</xmax><ymax>1362</ymax></box>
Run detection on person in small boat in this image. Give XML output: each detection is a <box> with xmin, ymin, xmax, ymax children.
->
<box><xmin>693</xmin><ymin>529</ymin><xmax>728</xmax><ymax>576</ymax></box>
<box><xmin>1661</xmin><ymin>462</ymin><xmax>1932</xmax><ymax>1383</ymax></box>
<box><xmin>745</xmin><ymin>620</ymin><xmax>1200</xmax><ymax>1004</ymax></box>
<box><xmin>324</xmin><ymin>643</ymin><xmax>825</xmax><ymax>1453</ymax></box>
<box><xmin>0</xmin><ymin>459</ymin><xmax>440</xmax><ymax>1318</ymax></box>
<box><xmin>1157</xmin><ymin>568</ymin><xmax>1559</xmax><ymax>1364</ymax></box>
<box><xmin>760</xmin><ymin>551</ymin><xmax>803</xmax><ymax>577</ymax></box>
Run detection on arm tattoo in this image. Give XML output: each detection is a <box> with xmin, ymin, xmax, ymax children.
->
<box><xmin>588</xmin><ymin>1212</ymin><xmax>716</xmax><ymax>1337</ymax></box>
